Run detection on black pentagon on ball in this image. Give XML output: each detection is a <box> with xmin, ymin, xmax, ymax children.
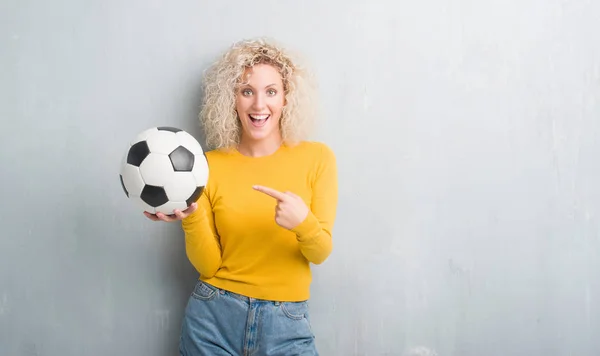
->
<box><xmin>186</xmin><ymin>186</ymin><xmax>205</xmax><ymax>206</ymax></box>
<box><xmin>140</xmin><ymin>185</ymin><xmax>169</xmax><ymax>207</ymax></box>
<box><xmin>127</xmin><ymin>141</ymin><xmax>150</xmax><ymax>167</ymax></box>
<box><xmin>169</xmin><ymin>145</ymin><xmax>195</xmax><ymax>172</ymax></box>
<box><xmin>157</xmin><ymin>126</ymin><xmax>182</xmax><ymax>133</ymax></box>
<box><xmin>119</xmin><ymin>175</ymin><xmax>129</xmax><ymax>197</ymax></box>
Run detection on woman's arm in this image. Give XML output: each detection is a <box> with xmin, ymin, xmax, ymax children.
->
<box><xmin>291</xmin><ymin>144</ymin><xmax>338</xmax><ymax>264</ymax></box>
<box><xmin>252</xmin><ymin>143</ymin><xmax>339</xmax><ymax>265</ymax></box>
<box><xmin>181</xmin><ymin>188</ymin><xmax>223</xmax><ymax>277</ymax></box>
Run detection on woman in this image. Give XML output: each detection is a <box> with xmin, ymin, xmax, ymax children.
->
<box><xmin>145</xmin><ymin>37</ymin><xmax>338</xmax><ymax>355</ymax></box>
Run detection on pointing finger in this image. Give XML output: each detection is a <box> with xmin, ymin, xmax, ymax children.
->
<box><xmin>253</xmin><ymin>185</ymin><xmax>287</xmax><ymax>201</ymax></box>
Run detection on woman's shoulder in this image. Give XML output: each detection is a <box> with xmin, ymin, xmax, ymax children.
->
<box><xmin>289</xmin><ymin>140</ymin><xmax>334</xmax><ymax>153</ymax></box>
<box><xmin>204</xmin><ymin>147</ymin><xmax>236</xmax><ymax>159</ymax></box>
<box><xmin>289</xmin><ymin>140</ymin><xmax>336</xmax><ymax>161</ymax></box>
<box><xmin>202</xmin><ymin>141</ymin><xmax>336</xmax><ymax>163</ymax></box>
<box><xmin>200</xmin><ymin>148</ymin><xmax>237</xmax><ymax>171</ymax></box>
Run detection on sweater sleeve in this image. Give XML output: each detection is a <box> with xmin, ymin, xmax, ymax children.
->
<box><xmin>291</xmin><ymin>143</ymin><xmax>338</xmax><ymax>264</ymax></box>
<box><xmin>181</xmin><ymin>186</ymin><xmax>223</xmax><ymax>277</ymax></box>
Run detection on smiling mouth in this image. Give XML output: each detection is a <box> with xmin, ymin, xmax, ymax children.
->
<box><xmin>249</xmin><ymin>114</ymin><xmax>270</xmax><ymax>127</ymax></box>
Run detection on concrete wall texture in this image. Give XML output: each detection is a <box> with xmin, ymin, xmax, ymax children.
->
<box><xmin>1</xmin><ymin>0</ymin><xmax>599</xmax><ymax>355</ymax></box>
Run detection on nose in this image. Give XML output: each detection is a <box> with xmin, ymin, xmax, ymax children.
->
<box><xmin>252</xmin><ymin>92</ymin><xmax>266</xmax><ymax>110</ymax></box>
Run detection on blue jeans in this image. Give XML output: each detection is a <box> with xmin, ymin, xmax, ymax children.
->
<box><xmin>179</xmin><ymin>280</ymin><xmax>319</xmax><ymax>356</ymax></box>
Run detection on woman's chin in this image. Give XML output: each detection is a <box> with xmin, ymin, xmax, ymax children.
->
<box><xmin>243</xmin><ymin>127</ymin><xmax>279</xmax><ymax>142</ymax></box>
<box><xmin>247</xmin><ymin>132</ymin><xmax>270</xmax><ymax>141</ymax></box>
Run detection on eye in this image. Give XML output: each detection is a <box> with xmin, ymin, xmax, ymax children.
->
<box><xmin>267</xmin><ymin>89</ymin><xmax>277</xmax><ymax>96</ymax></box>
<box><xmin>241</xmin><ymin>88</ymin><xmax>252</xmax><ymax>96</ymax></box>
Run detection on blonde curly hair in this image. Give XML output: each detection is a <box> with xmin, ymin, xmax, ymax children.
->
<box><xmin>199</xmin><ymin>37</ymin><xmax>318</xmax><ymax>150</ymax></box>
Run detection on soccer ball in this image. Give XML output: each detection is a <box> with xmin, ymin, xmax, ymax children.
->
<box><xmin>119</xmin><ymin>126</ymin><xmax>209</xmax><ymax>215</ymax></box>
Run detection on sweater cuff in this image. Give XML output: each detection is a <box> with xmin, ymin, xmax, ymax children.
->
<box><xmin>291</xmin><ymin>211</ymin><xmax>321</xmax><ymax>242</ymax></box>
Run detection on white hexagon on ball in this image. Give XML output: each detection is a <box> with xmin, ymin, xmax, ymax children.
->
<box><xmin>146</xmin><ymin>130</ymin><xmax>180</xmax><ymax>155</ymax></box>
<box><xmin>120</xmin><ymin>164</ymin><xmax>145</xmax><ymax>197</ymax></box>
<box><xmin>139</xmin><ymin>153</ymin><xmax>174</xmax><ymax>187</ymax></box>
<box><xmin>130</xmin><ymin>127</ymin><xmax>158</xmax><ymax>145</ymax></box>
<box><xmin>176</xmin><ymin>131</ymin><xmax>204</xmax><ymax>155</ymax></box>
<box><xmin>164</xmin><ymin>173</ymin><xmax>198</xmax><ymax>201</ymax></box>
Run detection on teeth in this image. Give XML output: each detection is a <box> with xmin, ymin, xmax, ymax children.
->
<box><xmin>249</xmin><ymin>114</ymin><xmax>269</xmax><ymax>120</ymax></box>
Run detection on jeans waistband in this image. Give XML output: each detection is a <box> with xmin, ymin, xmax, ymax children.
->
<box><xmin>201</xmin><ymin>280</ymin><xmax>304</xmax><ymax>306</ymax></box>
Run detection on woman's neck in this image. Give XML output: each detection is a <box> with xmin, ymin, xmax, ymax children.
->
<box><xmin>237</xmin><ymin>137</ymin><xmax>283</xmax><ymax>157</ymax></box>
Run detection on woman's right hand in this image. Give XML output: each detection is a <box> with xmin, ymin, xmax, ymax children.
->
<box><xmin>144</xmin><ymin>202</ymin><xmax>198</xmax><ymax>222</ymax></box>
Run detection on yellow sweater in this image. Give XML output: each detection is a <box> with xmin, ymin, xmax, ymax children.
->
<box><xmin>181</xmin><ymin>141</ymin><xmax>338</xmax><ymax>301</ymax></box>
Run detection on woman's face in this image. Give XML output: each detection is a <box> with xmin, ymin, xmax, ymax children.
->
<box><xmin>235</xmin><ymin>63</ymin><xmax>285</xmax><ymax>145</ymax></box>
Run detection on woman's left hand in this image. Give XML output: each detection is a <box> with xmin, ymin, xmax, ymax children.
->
<box><xmin>253</xmin><ymin>185</ymin><xmax>309</xmax><ymax>230</ymax></box>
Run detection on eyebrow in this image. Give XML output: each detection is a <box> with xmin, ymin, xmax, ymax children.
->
<box><xmin>241</xmin><ymin>83</ymin><xmax>279</xmax><ymax>89</ymax></box>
